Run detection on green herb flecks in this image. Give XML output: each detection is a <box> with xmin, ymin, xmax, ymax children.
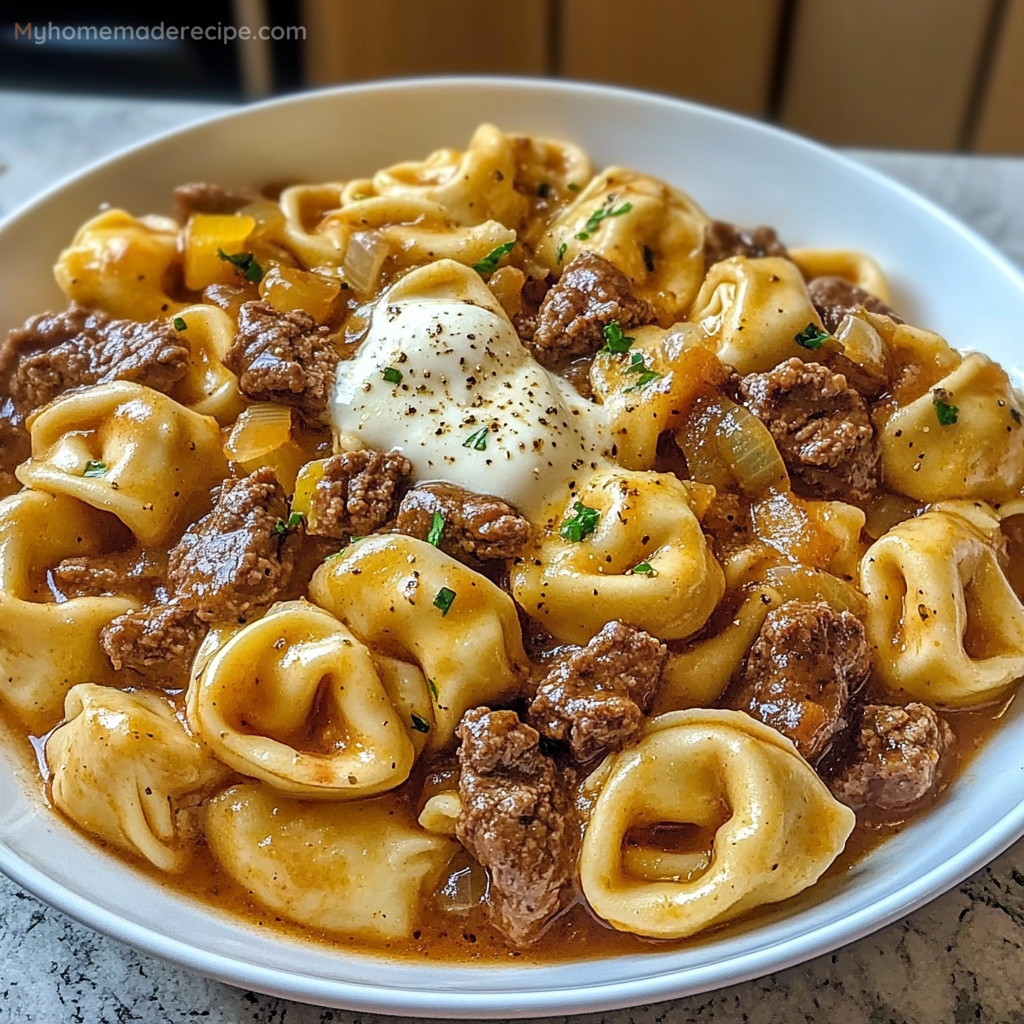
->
<box><xmin>567</xmin><ymin>182</ymin><xmax>581</xmax><ymax>192</ymax></box>
<box><xmin>933</xmin><ymin>390</ymin><xmax>959</xmax><ymax>426</ymax></box>
<box><xmin>381</xmin><ymin>366</ymin><xmax>403</xmax><ymax>384</ymax></box>
<box><xmin>556</xmin><ymin>242</ymin><xmax>568</xmax><ymax>264</ymax></box>
<box><xmin>426</xmin><ymin>511</ymin><xmax>445</xmax><ymax>548</ymax></box>
<box><xmin>643</xmin><ymin>245</ymin><xmax>656</xmax><ymax>273</ymax></box>
<box><xmin>172</xmin><ymin>316</ymin><xmax>187</xmax><ymax>331</ymax></box>
<box><xmin>794</xmin><ymin>323</ymin><xmax>829</xmax><ymax>350</ymax></box>
<box><xmin>621</xmin><ymin>351</ymin><xmax>664</xmax><ymax>392</ymax></box>
<box><xmin>536</xmin><ymin>182</ymin><xmax>550</xmax><ymax>199</ymax></box>
<box><xmin>410</xmin><ymin>713</ymin><xmax>431</xmax><ymax>733</ymax></box>
<box><xmin>273</xmin><ymin>511</ymin><xmax>304</xmax><ymax>535</ymax></box>
<box><xmin>575</xmin><ymin>199</ymin><xmax>633</xmax><ymax>240</ymax></box>
<box><xmin>217</xmin><ymin>248</ymin><xmax>264</xmax><ymax>284</ymax></box>
<box><xmin>462</xmin><ymin>426</ymin><xmax>489</xmax><ymax>451</ymax></box>
<box><xmin>472</xmin><ymin>240</ymin><xmax>515</xmax><ymax>276</ymax></box>
<box><xmin>600</xmin><ymin>320</ymin><xmax>634</xmax><ymax>354</ymax></box>
<box><xmin>433</xmin><ymin>587</ymin><xmax>456</xmax><ymax>616</ymax></box>
<box><xmin>83</xmin><ymin>460</ymin><xmax>107</xmax><ymax>478</ymax></box>
<box><xmin>560</xmin><ymin>501</ymin><xmax>601</xmax><ymax>543</ymax></box>
<box><xmin>629</xmin><ymin>561</ymin><xmax>656</xmax><ymax>576</ymax></box>
<box><xmin>427</xmin><ymin>678</ymin><xmax>439</xmax><ymax>701</ymax></box>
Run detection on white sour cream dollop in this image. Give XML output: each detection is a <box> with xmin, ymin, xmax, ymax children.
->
<box><xmin>330</xmin><ymin>259</ymin><xmax>611</xmax><ymax>517</ymax></box>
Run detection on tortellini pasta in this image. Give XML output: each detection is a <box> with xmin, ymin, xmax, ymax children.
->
<box><xmin>578</xmin><ymin>710</ymin><xmax>855</xmax><ymax>939</ymax></box>
<box><xmin>205</xmin><ymin>782</ymin><xmax>456</xmax><ymax>940</ymax></box>
<box><xmin>510</xmin><ymin>470</ymin><xmax>725</xmax><ymax>644</ymax></box>
<box><xmin>167</xmin><ymin>304</ymin><xmax>245</xmax><ymax>425</ymax></box>
<box><xmin>787</xmin><ymin>248</ymin><xmax>892</xmax><ymax>303</ymax></box>
<box><xmin>861</xmin><ymin>502</ymin><xmax>1024</xmax><ymax>706</ymax></box>
<box><xmin>536</xmin><ymin>168</ymin><xmax>708</xmax><ymax>321</ymax></box>
<box><xmin>0</xmin><ymin>490</ymin><xmax>136</xmax><ymax>730</ymax></box>
<box><xmin>688</xmin><ymin>256</ymin><xmax>825</xmax><ymax>375</ymax></box>
<box><xmin>16</xmin><ymin>382</ymin><xmax>227</xmax><ymax>545</ymax></box>
<box><xmin>881</xmin><ymin>353</ymin><xmax>1024</xmax><ymax>502</ymax></box>
<box><xmin>45</xmin><ymin>684</ymin><xmax>226</xmax><ymax>872</ymax></box>
<box><xmin>187</xmin><ymin>601</ymin><xmax>417</xmax><ymax>799</ymax></box>
<box><xmin>310</xmin><ymin>535</ymin><xmax>528</xmax><ymax>747</ymax></box>
<box><xmin>54</xmin><ymin>209</ymin><xmax>183</xmax><ymax>320</ymax></box>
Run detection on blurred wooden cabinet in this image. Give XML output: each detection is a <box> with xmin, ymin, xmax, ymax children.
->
<box><xmin>299</xmin><ymin>0</ymin><xmax>1024</xmax><ymax>153</ymax></box>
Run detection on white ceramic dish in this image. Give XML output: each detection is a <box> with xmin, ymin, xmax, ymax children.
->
<box><xmin>2</xmin><ymin>77</ymin><xmax>1024</xmax><ymax>1019</ymax></box>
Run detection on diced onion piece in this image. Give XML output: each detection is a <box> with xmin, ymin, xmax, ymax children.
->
<box><xmin>184</xmin><ymin>213</ymin><xmax>256</xmax><ymax>292</ymax></box>
<box><xmin>863</xmin><ymin>492</ymin><xmax>922</xmax><ymax>540</ymax></box>
<box><xmin>343</xmin><ymin>229</ymin><xmax>390</xmax><ymax>294</ymax></box>
<box><xmin>676</xmin><ymin>396</ymin><xmax>730</xmax><ymax>490</ymax></box>
<box><xmin>259</xmin><ymin>264</ymin><xmax>340</xmax><ymax>324</ymax></box>
<box><xmin>717</xmin><ymin>399</ymin><xmax>790</xmax><ymax>495</ymax></box>
<box><xmin>835</xmin><ymin>313</ymin><xmax>888</xmax><ymax>380</ymax></box>
<box><xmin>223</xmin><ymin>403</ymin><xmax>292</xmax><ymax>462</ymax></box>
<box><xmin>435</xmin><ymin>862</ymin><xmax>487</xmax><ymax>914</ymax></box>
<box><xmin>763</xmin><ymin>564</ymin><xmax>868</xmax><ymax>618</ymax></box>
<box><xmin>291</xmin><ymin>458</ymin><xmax>327</xmax><ymax>519</ymax></box>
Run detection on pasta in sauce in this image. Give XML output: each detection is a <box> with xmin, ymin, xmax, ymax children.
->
<box><xmin>2</xmin><ymin>125</ymin><xmax>1024</xmax><ymax>962</ymax></box>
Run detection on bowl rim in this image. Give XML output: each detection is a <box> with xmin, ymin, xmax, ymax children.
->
<box><xmin>3</xmin><ymin>74</ymin><xmax>1024</xmax><ymax>1018</ymax></box>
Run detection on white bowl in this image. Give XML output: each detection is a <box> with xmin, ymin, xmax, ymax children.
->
<box><xmin>2</xmin><ymin>77</ymin><xmax>1023</xmax><ymax>1019</ymax></box>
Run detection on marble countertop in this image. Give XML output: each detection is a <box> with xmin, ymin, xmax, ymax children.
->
<box><xmin>2</xmin><ymin>88</ymin><xmax>1024</xmax><ymax>1024</ymax></box>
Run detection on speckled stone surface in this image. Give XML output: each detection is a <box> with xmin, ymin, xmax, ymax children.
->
<box><xmin>2</xmin><ymin>89</ymin><xmax>1024</xmax><ymax>1024</ymax></box>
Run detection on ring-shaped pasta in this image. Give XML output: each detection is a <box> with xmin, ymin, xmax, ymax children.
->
<box><xmin>510</xmin><ymin>471</ymin><xmax>724</xmax><ymax>644</ymax></box>
<box><xmin>187</xmin><ymin>601</ymin><xmax>417</xmax><ymax>799</ymax></box>
<box><xmin>16</xmin><ymin>381</ymin><xmax>228</xmax><ymax>546</ymax></box>
<box><xmin>310</xmin><ymin>534</ymin><xmax>528</xmax><ymax>748</ymax></box>
<box><xmin>53</xmin><ymin>209</ymin><xmax>183</xmax><ymax>319</ymax></box>
<box><xmin>46</xmin><ymin>683</ymin><xmax>227</xmax><ymax>872</ymax></box>
<box><xmin>578</xmin><ymin>709</ymin><xmax>855</xmax><ymax>940</ymax></box>
<box><xmin>881</xmin><ymin>352</ymin><xmax>1024</xmax><ymax>503</ymax></box>
<box><xmin>689</xmin><ymin>256</ymin><xmax>825</xmax><ymax>375</ymax></box>
<box><xmin>0</xmin><ymin>490</ymin><xmax>137</xmax><ymax>731</ymax></box>
<box><xmin>860</xmin><ymin>502</ymin><xmax>1024</xmax><ymax>707</ymax></box>
<box><xmin>167</xmin><ymin>304</ymin><xmax>246</xmax><ymax>425</ymax></box>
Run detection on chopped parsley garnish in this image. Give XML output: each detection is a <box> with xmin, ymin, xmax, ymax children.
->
<box><xmin>426</xmin><ymin>511</ymin><xmax>445</xmax><ymax>547</ymax></box>
<box><xmin>381</xmin><ymin>366</ymin><xmax>403</xmax><ymax>384</ymax></box>
<box><xmin>537</xmin><ymin>182</ymin><xmax>550</xmax><ymax>198</ymax></box>
<box><xmin>410</xmin><ymin>713</ymin><xmax>431</xmax><ymax>733</ymax></box>
<box><xmin>1011</xmin><ymin>408</ymin><xmax>1022</xmax><ymax>424</ymax></box>
<box><xmin>217</xmin><ymin>248</ymin><xmax>264</xmax><ymax>284</ymax></box>
<box><xmin>600</xmin><ymin>320</ymin><xmax>634</xmax><ymax>354</ymax></box>
<box><xmin>794</xmin><ymin>323</ymin><xmax>829</xmax><ymax>350</ymax></box>
<box><xmin>932</xmin><ymin>391</ymin><xmax>959</xmax><ymax>426</ymax></box>
<box><xmin>433</xmin><ymin>587</ymin><xmax>456</xmax><ymax>616</ymax></box>
<box><xmin>427</xmin><ymin>678</ymin><xmax>439</xmax><ymax>701</ymax></box>
<box><xmin>567</xmin><ymin>182</ymin><xmax>581</xmax><ymax>192</ymax></box>
<box><xmin>630</xmin><ymin>561</ymin><xmax>656</xmax><ymax>576</ymax></box>
<box><xmin>575</xmin><ymin>200</ymin><xmax>633</xmax><ymax>240</ymax></box>
<box><xmin>622</xmin><ymin>351</ymin><xmax>664</xmax><ymax>392</ymax></box>
<box><xmin>462</xmin><ymin>426</ymin><xmax>489</xmax><ymax>451</ymax></box>
<box><xmin>560</xmin><ymin>500</ymin><xmax>601</xmax><ymax>542</ymax></box>
<box><xmin>172</xmin><ymin>316</ymin><xmax>187</xmax><ymax>331</ymax></box>
<box><xmin>556</xmin><ymin>242</ymin><xmax>568</xmax><ymax>264</ymax></box>
<box><xmin>83</xmin><ymin>460</ymin><xmax>107</xmax><ymax>478</ymax></box>
<box><xmin>273</xmin><ymin>511</ymin><xmax>304</xmax><ymax>535</ymax></box>
<box><xmin>643</xmin><ymin>245</ymin><xmax>656</xmax><ymax>273</ymax></box>
<box><xmin>472</xmin><ymin>240</ymin><xmax>515</xmax><ymax>276</ymax></box>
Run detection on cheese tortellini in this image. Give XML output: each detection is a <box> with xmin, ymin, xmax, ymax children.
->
<box><xmin>205</xmin><ymin>782</ymin><xmax>456</xmax><ymax>940</ymax></box>
<box><xmin>16</xmin><ymin>381</ymin><xmax>227</xmax><ymax>545</ymax></box>
<box><xmin>45</xmin><ymin>684</ymin><xmax>226</xmax><ymax>871</ymax></box>
<box><xmin>881</xmin><ymin>353</ymin><xmax>1024</xmax><ymax>502</ymax></box>
<box><xmin>0</xmin><ymin>490</ymin><xmax>136</xmax><ymax>730</ymax></box>
<box><xmin>310</xmin><ymin>535</ymin><xmax>528</xmax><ymax>747</ymax></box>
<box><xmin>579</xmin><ymin>710</ymin><xmax>855</xmax><ymax>939</ymax></box>
<box><xmin>187</xmin><ymin>601</ymin><xmax>418</xmax><ymax>799</ymax></box>
<box><xmin>861</xmin><ymin>502</ymin><xmax>1024</xmax><ymax>706</ymax></box>
<box><xmin>167</xmin><ymin>304</ymin><xmax>245</xmax><ymax>425</ymax></box>
<box><xmin>510</xmin><ymin>470</ymin><xmax>725</xmax><ymax>644</ymax></box>
<box><xmin>689</xmin><ymin>256</ymin><xmax>825</xmax><ymax>375</ymax></box>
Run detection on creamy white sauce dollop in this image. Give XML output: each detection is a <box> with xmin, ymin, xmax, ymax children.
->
<box><xmin>330</xmin><ymin>260</ymin><xmax>611</xmax><ymax>517</ymax></box>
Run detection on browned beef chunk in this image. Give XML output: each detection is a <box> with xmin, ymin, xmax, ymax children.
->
<box><xmin>173</xmin><ymin>182</ymin><xmax>261</xmax><ymax>222</ymax></box>
<box><xmin>739</xmin><ymin>358</ymin><xmax>879</xmax><ymax>502</ymax></box>
<box><xmin>167</xmin><ymin>467</ymin><xmax>295</xmax><ymax>623</ymax></box>
<box><xmin>395</xmin><ymin>482</ymin><xmax>530</xmax><ymax>561</ymax></box>
<box><xmin>225</xmin><ymin>301</ymin><xmax>339</xmax><ymax>420</ymax></box>
<box><xmin>101</xmin><ymin>602</ymin><xmax>204</xmax><ymax>673</ymax></box>
<box><xmin>511</xmin><ymin>274</ymin><xmax>552</xmax><ymax>344</ymax></box>
<box><xmin>830</xmin><ymin>703</ymin><xmax>953</xmax><ymax>811</ymax></box>
<box><xmin>807</xmin><ymin>276</ymin><xmax>902</xmax><ymax>334</ymax></box>
<box><xmin>732</xmin><ymin>600</ymin><xmax>870</xmax><ymax>760</ymax></box>
<box><xmin>703</xmin><ymin>220</ymin><xmax>789</xmax><ymax>269</ymax></box>
<box><xmin>306</xmin><ymin>449</ymin><xmax>411</xmax><ymax>540</ymax></box>
<box><xmin>455</xmin><ymin>708</ymin><xmax>577</xmax><ymax>946</ymax></box>
<box><xmin>50</xmin><ymin>550</ymin><xmax>163</xmax><ymax>602</ymax></box>
<box><xmin>0</xmin><ymin>399</ymin><xmax>30</xmax><ymax>486</ymax></box>
<box><xmin>1</xmin><ymin>305</ymin><xmax>189</xmax><ymax>414</ymax></box>
<box><xmin>527</xmin><ymin>251</ymin><xmax>657</xmax><ymax>365</ymax></box>
<box><xmin>528</xmin><ymin>621</ymin><xmax>667</xmax><ymax>762</ymax></box>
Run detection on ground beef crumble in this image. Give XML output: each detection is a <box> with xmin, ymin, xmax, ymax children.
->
<box><xmin>528</xmin><ymin>621</ymin><xmax>667</xmax><ymax>762</ymax></box>
<box><xmin>305</xmin><ymin>449</ymin><xmax>411</xmax><ymax>540</ymax></box>
<box><xmin>807</xmin><ymin>275</ymin><xmax>902</xmax><ymax>334</ymax></box>
<box><xmin>455</xmin><ymin>707</ymin><xmax>578</xmax><ymax>946</ymax></box>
